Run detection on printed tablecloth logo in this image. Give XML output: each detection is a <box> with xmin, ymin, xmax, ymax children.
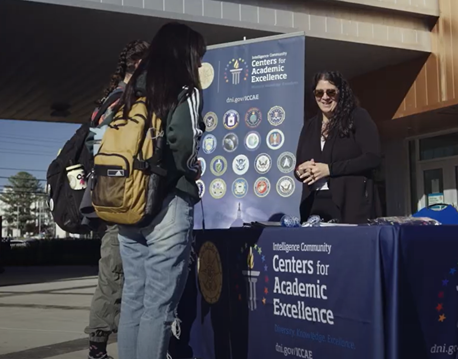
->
<box><xmin>224</xmin><ymin>58</ymin><xmax>249</xmax><ymax>85</ymax></box>
<box><xmin>198</xmin><ymin>241</ymin><xmax>223</xmax><ymax>304</ymax></box>
<box><xmin>235</xmin><ymin>243</ymin><xmax>269</xmax><ymax>311</ymax></box>
<box><xmin>203</xmin><ymin>112</ymin><xmax>218</xmax><ymax>132</ymax></box>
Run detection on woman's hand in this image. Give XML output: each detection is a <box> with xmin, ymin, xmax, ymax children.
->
<box><xmin>296</xmin><ymin>159</ymin><xmax>315</xmax><ymax>178</ymax></box>
<box><xmin>302</xmin><ymin>162</ymin><xmax>330</xmax><ymax>185</ymax></box>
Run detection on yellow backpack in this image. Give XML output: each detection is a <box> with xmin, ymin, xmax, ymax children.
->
<box><xmin>92</xmin><ymin>97</ymin><xmax>167</xmax><ymax>225</ymax></box>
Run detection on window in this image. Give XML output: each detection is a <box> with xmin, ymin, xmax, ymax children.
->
<box><xmin>419</xmin><ymin>132</ymin><xmax>458</xmax><ymax>161</ymax></box>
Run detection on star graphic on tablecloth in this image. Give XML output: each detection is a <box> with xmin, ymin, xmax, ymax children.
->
<box><xmin>262</xmin><ymin>298</ymin><xmax>266</xmax><ymax>305</ymax></box>
<box><xmin>264</xmin><ymin>287</ymin><xmax>268</xmax><ymax>295</ymax></box>
<box><xmin>438</xmin><ymin>291</ymin><xmax>445</xmax><ymax>298</ymax></box>
<box><xmin>439</xmin><ymin>314</ymin><xmax>446</xmax><ymax>322</ymax></box>
<box><xmin>436</xmin><ymin>303</ymin><xmax>443</xmax><ymax>312</ymax></box>
<box><xmin>258</xmin><ymin>247</ymin><xmax>262</xmax><ymax>255</ymax></box>
<box><xmin>265</xmin><ymin>275</ymin><xmax>269</xmax><ymax>283</ymax></box>
<box><xmin>450</xmin><ymin>268</ymin><xmax>457</xmax><ymax>275</ymax></box>
<box><xmin>442</xmin><ymin>279</ymin><xmax>449</xmax><ymax>286</ymax></box>
<box><xmin>261</xmin><ymin>255</ymin><xmax>266</xmax><ymax>262</ymax></box>
<box><xmin>254</xmin><ymin>244</ymin><xmax>257</xmax><ymax>249</ymax></box>
<box><xmin>264</xmin><ymin>265</ymin><xmax>268</xmax><ymax>271</ymax></box>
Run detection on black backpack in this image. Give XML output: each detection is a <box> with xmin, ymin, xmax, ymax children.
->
<box><xmin>46</xmin><ymin>92</ymin><xmax>122</xmax><ymax>234</ymax></box>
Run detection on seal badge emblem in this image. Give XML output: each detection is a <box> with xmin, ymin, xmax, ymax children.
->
<box><xmin>198</xmin><ymin>241</ymin><xmax>223</xmax><ymax>304</ymax></box>
<box><xmin>209</xmin><ymin>179</ymin><xmax>227</xmax><ymax>199</ymax></box>
<box><xmin>232</xmin><ymin>178</ymin><xmax>248</xmax><ymax>199</ymax></box>
<box><xmin>245</xmin><ymin>108</ymin><xmax>262</xmax><ymax>128</ymax></box>
<box><xmin>276</xmin><ymin>176</ymin><xmax>295</xmax><ymax>197</ymax></box>
<box><xmin>232</xmin><ymin>154</ymin><xmax>249</xmax><ymax>175</ymax></box>
<box><xmin>196</xmin><ymin>179</ymin><xmax>205</xmax><ymax>198</ymax></box>
<box><xmin>199</xmin><ymin>62</ymin><xmax>215</xmax><ymax>90</ymax></box>
<box><xmin>203</xmin><ymin>112</ymin><xmax>218</xmax><ymax>132</ymax></box>
<box><xmin>222</xmin><ymin>133</ymin><xmax>239</xmax><ymax>153</ymax></box>
<box><xmin>266</xmin><ymin>129</ymin><xmax>285</xmax><ymax>150</ymax></box>
<box><xmin>277</xmin><ymin>152</ymin><xmax>296</xmax><ymax>173</ymax></box>
<box><xmin>254</xmin><ymin>177</ymin><xmax>271</xmax><ymax>198</ymax></box>
<box><xmin>210</xmin><ymin>156</ymin><xmax>228</xmax><ymax>176</ymax></box>
<box><xmin>255</xmin><ymin>153</ymin><xmax>272</xmax><ymax>174</ymax></box>
<box><xmin>267</xmin><ymin>106</ymin><xmax>286</xmax><ymax>126</ymax></box>
<box><xmin>198</xmin><ymin>157</ymin><xmax>206</xmax><ymax>176</ymax></box>
<box><xmin>244</xmin><ymin>131</ymin><xmax>261</xmax><ymax>151</ymax></box>
<box><xmin>202</xmin><ymin>134</ymin><xmax>217</xmax><ymax>155</ymax></box>
<box><xmin>223</xmin><ymin>110</ymin><xmax>240</xmax><ymax>130</ymax></box>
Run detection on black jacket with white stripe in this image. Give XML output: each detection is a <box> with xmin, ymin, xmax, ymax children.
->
<box><xmin>164</xmin><ymin>87</ymin><xmax>204</xmax><ymax>202</ymax></box>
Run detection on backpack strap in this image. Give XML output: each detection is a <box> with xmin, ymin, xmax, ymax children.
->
<box><xmin>91</xmin><ymin>91</ymin><xmax>123</xmax><ymax>127</ymax></box>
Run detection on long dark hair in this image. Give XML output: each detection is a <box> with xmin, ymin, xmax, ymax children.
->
<box><xmin>96</xmin><ymin>40</ymin><xmax>149</xmax><ymax>105</ymax></box>
<box><xmin>122</xmin><ymin>22</ymin><xmax>206</xmax><ymax>120</ymax></box>
<box><xmin>313</xmin><ymin>71</ymin><xmax>359</xmax><ymax>138</ymax></box>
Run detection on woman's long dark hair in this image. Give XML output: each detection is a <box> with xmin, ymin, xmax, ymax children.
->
<box><xmin>96</xmin><ymin>40</ymin><xmax>149</xmax><ymax>105</ymax></box>
<box><xmin>313</xmin><ymin>71</ymin><xmax>359</xmax><ymax>138</ymax></box>
<box><xmin>122</xmin><ymin>22</ymin><xmax>206</xmax><ymax>120</ymax></box>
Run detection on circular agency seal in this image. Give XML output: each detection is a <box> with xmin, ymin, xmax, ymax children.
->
<box><xmin>277</xmin><ymin>152</ymin><xmax>296</xmax><ymax>173</ymax></box>
<box><xmin>198</xmin><ymin>157</ymin><xmax>206</xmax><ymax>176</ymax></box>
<box><xmin>276</xmin><ymin>176</ymin><xmax>295</xmax><ymax>198</ymax></box>
<box><xmin>196</xmin><ymin>179</ymin><xmax>206</xmax><ymax>198</ymax></box>
<box><xmin>199</xmin><ymin>62</ymin><xmax>215</xmax><ymax>90</ymax></box>
<box><xmin>202</xmin><ymin>134</ymin><xmax>217</xmax><ymax>155</ymax></box>
<box><xmin>222</xmin><ymin>132</ymin><xmax>239</xmax><ymax>153</ymax></box>
<box><xmin>266</xmin><ymin>129</ymin><xmax>285</xmax><ymax>150</ymax></box>
<box><xmin>209</xmin><ymin>178</ymin><xmax>227</xmax><ymax>199</ymax></box>
<box><xmin>267</xmin><ymin>106</ymin><xmax>286</xmax><ymax>126</ymax></box>
<box><xmin>232</xmin><ymin>154</ymin><xmax>249</xmax><ymax>176</ymax></box>
<box><xmin>223</xmin><ymin>109</ymin><xmax>240</xmax><ymax>130</ymax></box>
<box><xmin>203</xmin><ymin>112</ymin><xmax>218</xmax><ymax>132</ymax></box>
<box><xmin>244</xmin><ymin>131</ymin><xmax>261</xmax><ymax>151</ymax></box>
<box><xmin>232</xmin><ymin>178</ymin><xmax>248</xmax><ymax>199</ymax></box>
<box><xmin>198</xmin><ymin>241</ymin><xmax>223</xmax><ymax>304</ymax></box>
<box><xmin>255</xmin><ymin>153</ymin><xmax>272</xmax><ymax>175</ymax></box>
<box><xmin>254</xmin><ymin>177</ymin><xmax>271</xmax><ymax>198</ymax></box>
<box><xmin>245</xmin><ymin>107</ymin><xmax>262</xmax><ymax>128</ymax></box>
<box><xmin>210</xmin><ymin>156</ymin><xmax>228</xmax><ymax>177</ymax></box>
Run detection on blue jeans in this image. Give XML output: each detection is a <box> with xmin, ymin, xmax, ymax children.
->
<box><xmin>117</xmin><ymin>191</ymin><xmax>194</xmax><ymax>359</ymax></box>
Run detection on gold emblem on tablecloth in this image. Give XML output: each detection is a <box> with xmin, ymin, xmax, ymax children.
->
<box><xmin>198</xmin><ymin>241</ymin><xmax>223</xmax><ymax>304</ymax></box>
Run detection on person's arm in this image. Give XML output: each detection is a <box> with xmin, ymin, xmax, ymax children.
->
<box><xmin>167</xmin><ymin>88</ymin><xmax>203</xmax><ymax>181</ymax></box>
<box><xmin>329</xmin><ymin>108</ymin><xmax>381</xmax><ymax>177</ymax></box>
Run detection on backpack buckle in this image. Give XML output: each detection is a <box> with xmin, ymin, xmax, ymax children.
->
<box><xmin>133</xmin><ymin>159</ymin><xmax>149</xmax><ymax>171</ymax></box>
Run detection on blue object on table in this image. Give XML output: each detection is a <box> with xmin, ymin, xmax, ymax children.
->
<box><xmin>280</xmin><ymin>215</ymin><xmax>301</xmax><ymax>227</ymax></box>
<box><xmin>412</xmin><ymin>204</ymin><xmax>458</xmax><ymax>225</ymax></box>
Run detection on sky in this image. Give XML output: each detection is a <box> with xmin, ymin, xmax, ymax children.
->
<box><xmin>0</xmin><ymin>120</ymin><xmax>80</xmax><ymax>191</ymax></box>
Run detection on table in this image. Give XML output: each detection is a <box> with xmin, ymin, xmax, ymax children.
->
<box><xmin>169</xmin><ymin>226</ymin><xmax>458</xmax><ymax>359</ymax></box>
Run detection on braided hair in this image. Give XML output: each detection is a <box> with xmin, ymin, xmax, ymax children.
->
<box><xmin>312</xmin><ymin>71</ymin><xmax>359</xmax><ymax>138</ymax></box>
<box><xmin>97</xmin><ymin>40</ymin><xmax>149</xmax><ymax>105</ymax></box>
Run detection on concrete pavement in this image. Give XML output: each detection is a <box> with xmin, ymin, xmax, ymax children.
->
<box><xmin>0</xmin><ymin>266</ymin><xmax>118</xmax><ymax>359</ymax></box>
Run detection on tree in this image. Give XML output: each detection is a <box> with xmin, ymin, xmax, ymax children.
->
<box><xmin>0</xmin><ymin>172</ymin><xmax>44</xmax><ymax>236</ymax></box>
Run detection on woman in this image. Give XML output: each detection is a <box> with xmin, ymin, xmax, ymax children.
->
<box><xmin>116</xmin><ymin>23</ymin><xmax>205</xmax><ymax>359</ymax></box>
<box><xmin>295</xmin><ymin>71</ymin><xmax>382</xmax><ymax>224</ymax></box>
<box><xmin>83</xmin><ymin>40</ymin><xmax>149</xmax><ymax>359</ymax></box>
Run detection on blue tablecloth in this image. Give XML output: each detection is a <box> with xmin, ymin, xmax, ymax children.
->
<box><xmin>169</xmin><ymin>226</ymin><xmax>458</xmax><ymax>359</ymax></box>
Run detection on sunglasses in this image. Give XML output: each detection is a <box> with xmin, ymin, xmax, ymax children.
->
<box><xmin>313</xmin><ymin>89</ymin><xmax>338</xmax><ymax>99</ymax></box>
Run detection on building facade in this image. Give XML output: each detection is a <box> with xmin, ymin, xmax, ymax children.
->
<box><xmin>0</xmin><ymin>0</ymin><xmax>456</xmax><ymax>217</ymax></box>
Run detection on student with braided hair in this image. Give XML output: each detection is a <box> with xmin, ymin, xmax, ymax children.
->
<box><xmin>84</xmin><ymin>39</ymin><xmax>149</xmax><ymax>359</ymax></box>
